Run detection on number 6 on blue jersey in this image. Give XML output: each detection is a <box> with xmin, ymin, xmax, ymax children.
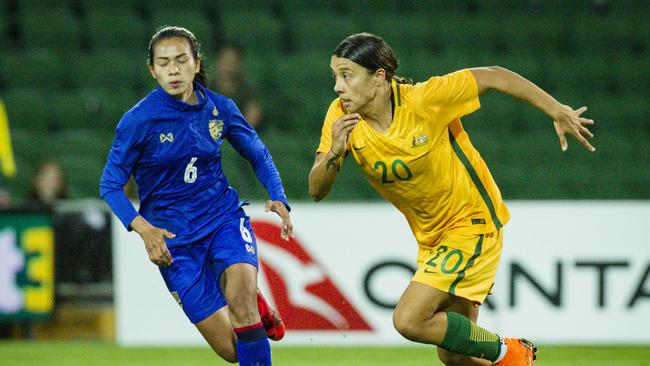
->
<box><xmin>184</xmin><ymin>157</ymin><xmax>198</xmax><ymax>183</ymax></box>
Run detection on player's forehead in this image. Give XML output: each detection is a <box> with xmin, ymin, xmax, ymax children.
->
<box><xmin>330</xmin><ymin>55</ymin><xmax>364</xmax><ymax>73</ymax></box>
<box><xmin>153</xmin><ymin>37</ymin><xmax>192</xmax><ymax>59</ymax></box>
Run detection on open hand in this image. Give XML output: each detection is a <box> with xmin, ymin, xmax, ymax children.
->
<box><xmin>553</xmin><ymin>105</ymin><xmax>595</xmax><ymax>152</ymax></box>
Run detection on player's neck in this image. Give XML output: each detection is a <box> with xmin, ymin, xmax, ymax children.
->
<box><xmin>180</xmin><ymin>84</ymin><xmax>197</xmax><ymax>105</ymax></box>
<box><xmin>361</xmin><ymin>84</ymin><xmax>392</xmax><ymax>134</ymax></box>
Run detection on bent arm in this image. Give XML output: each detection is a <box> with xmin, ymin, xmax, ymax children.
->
<box><xmin>470</xmin><ymin>66</ymin><xmax>562</xmax><ymax>119</ymax></box>
<box><xmin>470</xmin><ymin>66</ymin><xmax>595</xmax><ymax>151</ymax></box>
<box><xmin>225</xmin><ymin>100</ymin><xmax>289</xmax><ymax>208</ymax></box>
<box><xmin>308</xmin><ymin>151</ymin><xmax>344</xmax><ymax>202</ymax></box>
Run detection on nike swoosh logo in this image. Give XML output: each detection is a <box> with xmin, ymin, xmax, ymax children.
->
<box><xmin>352</xmin><ymin>145</ymin><xmax>365</xmax><ymax>151</ymax></box>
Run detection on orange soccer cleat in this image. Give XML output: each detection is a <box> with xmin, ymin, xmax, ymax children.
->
<box><xmin>495</xmin><ymin>338</ymin><xmax>537</xmax><ymax>366</ymax></box>
<box><xmin>256</xmin><ymin>290</ymin><xmax>286</xmax><ymax>341</ymax></box>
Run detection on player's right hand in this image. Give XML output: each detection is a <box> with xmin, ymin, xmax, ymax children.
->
<box><xmin>330</xmin><ymin>114</ymin><xmax>360</xmax><ymax>156</ymax></box>
<box><xmin>133</xmin><ymin>219</ymin><xmax>176</xmax><ymax>266</ymax></box>
<box><xmin>140</xmin><ymin>226</ymin><xmax>175</xmax><ymax>266</ymax></box>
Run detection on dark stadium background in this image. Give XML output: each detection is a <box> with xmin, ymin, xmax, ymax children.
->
<box><xmin>0</xmin><ymin>0</ymin><xmax>648</xmax><ymax>364</ymax></box>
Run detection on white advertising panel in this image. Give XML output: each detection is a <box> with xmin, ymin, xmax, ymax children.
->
<box><xmin>114</xmin><ymin>201</ymin><xmax>650</xmax><ymax>346</ymax></box>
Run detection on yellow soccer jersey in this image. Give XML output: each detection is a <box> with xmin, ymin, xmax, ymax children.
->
<box><xmin>317</xmin><ymin>69</ymin><xmax>509</xmax><ymax>248</ymax></box>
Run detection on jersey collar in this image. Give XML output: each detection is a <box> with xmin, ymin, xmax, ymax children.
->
<box><xmin>390</xmin><ymin>79</ymin><xmax>402</xmax><ymax>108</ymax></box>
<box><xmin>155</xmin><ymin>81</ymin><xmax>208</xmax><ymax>112</ymax></box>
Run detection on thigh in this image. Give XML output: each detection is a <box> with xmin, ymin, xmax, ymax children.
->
<box><xmin>395</xmin><ymin>281</ymin><xmax>454</xmax><ymax>320</ymax></box>
<box><xmin>222</xmin><ymin>262</ymin><xmax>260</xmax><ymax>327</ymax></box>
<box><xmin>210</xmin><ymin>215</ymin><xmax>259</xmax><ymax>276</ymax></box>
<box><xmin>159</xmin><ymin>244</ymin><xmax>227</xmax><ymax>324</ymax></box>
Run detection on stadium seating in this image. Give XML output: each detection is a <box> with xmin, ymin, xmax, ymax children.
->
<box><xmin>288</xmin><ymin>11</ymin><xmax>362</xmax><ymax>53</ymax></box>
<box><xmin>86</xmin><ymin>9</ymin><xmax>148</xmax><ymax>52</ymax></box>
<box><xmin>1</xmin><ymin>88</ymin><xmax>59</xmax><ymax>132</ymax></box>
<box><xmin>220</xmin><ymin>10</ymin><xmax>283</xmax><ymax>58</ymax></box>
<box><xmin>0</xmin><ymin>2</ymin><xmax>7</xmax><ymax>50</ymax></box>
<box><xmin>70</xmin><ymin>49</ymin><xmax>144</xmax><ymax>91</ymax></box>
<box><xmin>208</xmin><ymin>0</ymin><xmax>276</xmax><ymax>13</ymax></box>
<box><xmin>150</xmin><ymin>9</ymin><xmax>215</xmax><ymax>55</ymax></box>
<box><xmin>19</xmin><ymin>7</ymin><xmax>83</xmax><ymax>50</ymax></box>
<box><xmin>17</xmin><ymin>0</ymin><xmax>75</xmax><ymax>10</ymax></box>
<box><xmin>80</xmin><ymin>0</ymin><xmax>142</xmax><ymax>13</ymax></box>
<box><xmin>0</xmin><ymin>1</ymin><xmax>648</xmax><ymax>200</ymax></box>
<box><xmin>1</xmin><ymin>48</ymin><xmax>68</xmax><ymax>90</ymax></box>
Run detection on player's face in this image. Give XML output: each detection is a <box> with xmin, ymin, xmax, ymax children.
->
<box><xmin>330</xmin><ymin>55</ymin><xmax>379</xmax><ymax>113</ymax></box>
<box><xmin>148</xmin><ymin>37</ymin><xmax>200</xmax><ymax>101</ymax></box>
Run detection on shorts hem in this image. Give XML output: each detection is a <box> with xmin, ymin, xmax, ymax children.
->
<box><xmin>189</xmin><ymin>303</ymin><xmax>228</xmax><ymax>324</ymax></box>
<box><xmin>410</xmin><ymin>278</ymin><xmax>486</xmax><ymax>305</ymax></box>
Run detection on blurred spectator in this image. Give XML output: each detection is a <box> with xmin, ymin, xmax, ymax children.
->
<box><xmin>0</xmin><ymin>187</ymin><xmax>11</xmax><ymax>209</ymax></box>
<box><xmin>26</xmin><ymin>160</ymin><xmax>69</xmax><ymax>207</ymax></box>
<box><xmin>0</xmin><ymin>98</ymin><xmax>16</xmax><ymax>179</ymax></box>
<box><xmin>209</xmin><ymin>43</ymin><xmax>264</xmax><ymax>130</ymax></box>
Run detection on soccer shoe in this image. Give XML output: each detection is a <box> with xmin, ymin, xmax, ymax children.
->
<box><xmin>256</xmin><ymin>290</ymin><xmax>285</xmax><ymax>341</ymax></box>
<box><xmin>495</xmin><ymin>338</ymin><xmax>537</xmax><ymax>366</ymax></box>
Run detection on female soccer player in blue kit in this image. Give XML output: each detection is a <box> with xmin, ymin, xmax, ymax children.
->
<box><xmin>100</xmin><ymin>27</ymin><xmax>291</xmax><ymax>366</ymax></box>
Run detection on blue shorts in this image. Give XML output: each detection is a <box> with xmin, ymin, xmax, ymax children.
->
<box><xmin>159</xmin><ymin>214</ymin><xmax>259</xmax><ymax>324</ymax></box>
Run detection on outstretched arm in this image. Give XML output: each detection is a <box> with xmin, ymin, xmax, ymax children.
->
<box><xmin>470</xmin><ymin>66</ymin><xmax>595</xmax><ymax>152</ymax></box>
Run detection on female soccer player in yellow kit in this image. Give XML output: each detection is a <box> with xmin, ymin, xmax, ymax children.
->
<box><xmin>309</xmin><ymin>33</ymin><xmax>595</xmax><ymax>366</ymax></box>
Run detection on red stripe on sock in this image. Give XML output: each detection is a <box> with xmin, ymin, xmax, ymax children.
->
<box><xmin>234</xmin><ymin>322</ymin><xmax>264</xmax><ymax>334</ymax></box>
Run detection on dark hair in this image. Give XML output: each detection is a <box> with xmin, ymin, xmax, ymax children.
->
<box><xmin>27</xmin><ymin>160</ymin><xmax>69</xmax><ymax>203</ymax></box>
<box><xmin>333</xmin><ymin>32</ymin><xmax>411</xmax><ymax>84</ymax></box>
<box><xmin>148</xmin><ymin>26</ymin><xmax>206</xmax><ymax>86</ymax></box>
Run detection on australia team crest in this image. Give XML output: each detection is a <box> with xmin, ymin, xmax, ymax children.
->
<box><xmin>209</xmin><ymin>120</ymin><xmax>224</xmax><ymax>140</ymax></box>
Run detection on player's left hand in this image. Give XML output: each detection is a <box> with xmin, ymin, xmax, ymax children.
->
<box><xmin>553</xmin><ymin>105</ymin><xmax>595</xmax><ymax>152</ymax></box>
<box><xmin>265</xmin><ymin>200</ymin><xmax>293</xmax><ymax>241</ymax></box>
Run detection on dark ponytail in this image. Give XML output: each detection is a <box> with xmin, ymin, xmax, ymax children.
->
<box><xmin>148</xmin><ymin>26</ymin><xmax>207</xmax><ymax>86</ymax></box>
<box><xmin>333</xmin><ymin>32</ymin><xmax>412</xmax><ymax>84</ymax></box>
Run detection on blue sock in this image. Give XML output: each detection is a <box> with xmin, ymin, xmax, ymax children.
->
<box><xmin>234</xmin><ymin>322</ymin><xmax>271</xmax><ymax>366</ymax></box>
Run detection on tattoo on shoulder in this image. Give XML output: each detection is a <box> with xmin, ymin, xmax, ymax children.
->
<box><xmin>326</xmin><ymin>156</ymin><xmax>340</xmax><ymax>172</ymax></box>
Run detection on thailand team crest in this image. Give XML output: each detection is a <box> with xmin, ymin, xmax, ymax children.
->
<box><xmin>209</xmin><ymin>120</ymin><xmax>224</xmax><ymax>140</ymax></box>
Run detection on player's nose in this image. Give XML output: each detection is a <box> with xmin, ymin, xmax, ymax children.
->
<box><xmin>333</xmin><ymin>79</ymin><xmax>344</xmax><ymax>94</ymax></box>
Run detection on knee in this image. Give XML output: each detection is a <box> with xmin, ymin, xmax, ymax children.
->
<box><xmin>392</xmin><ymin>310</ymin><xmax>420</xmax><ymax>341</ymax></box>
<box><xmin>437</xmin><ymin>349</ymin><xmax>468</xmax><ymax>366</ymax></box>
<box><xmin>228</xmin><ymin>294</ymin><xmax>258</xmax><ymax>324</ymax></box>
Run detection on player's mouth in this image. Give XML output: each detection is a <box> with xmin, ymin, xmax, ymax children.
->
<box><xmin>341</xmin><ymin>98</ymin><xmax>352</xmax><ymax>107</ymax></box>
<box><xmin>169</xmin><ymin>80</ymin><xmax>183</xmax><ymax>88</ymax></box>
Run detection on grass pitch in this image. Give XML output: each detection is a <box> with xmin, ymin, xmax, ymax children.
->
<box><xmin>0</xmin><ymin>342</ymin><xmax>648</xmax><ymax>365</ymax></box>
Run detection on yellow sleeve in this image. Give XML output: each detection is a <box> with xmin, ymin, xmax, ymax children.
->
<box><xmin>316</xmin><ymin>99</ymin><xmax>345</xmax><ymax>154</ymax></box>
<box><xmin>0</xmin><ymin>100</ymin><xmax>16</xmax><ymax>178</ymax></box>
<box><xmin>413</xmin><ymin>69</ymin><xmax>481</xmax><ymax>124</ymax></box>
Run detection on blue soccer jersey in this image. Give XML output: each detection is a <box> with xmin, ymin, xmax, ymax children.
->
<box><xmin>100</xmin><ymin>82</ymin><xmax>288</xmax><ymax>247</ymax></box>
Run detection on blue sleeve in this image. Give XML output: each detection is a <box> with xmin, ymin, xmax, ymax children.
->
<box><xmin>99</xmin><ymin>113</ymin><xmax>144</xmax><ymax>230</ymax></box>
<box><xmin>224</xmin><ymin>100</ymin><xmax>290</xmax><ymax>210</ymax></box>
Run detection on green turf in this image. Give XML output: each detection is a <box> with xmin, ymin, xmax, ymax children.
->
<box><xmin>0</xmin><ymin>342</ymin><xmax>649</xmax><ymax>365</ymax></box>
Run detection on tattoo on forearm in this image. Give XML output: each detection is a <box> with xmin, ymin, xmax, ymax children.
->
<box><xmin>326</xmin><ymin>156</ymin><xmax>341</xmax><ymax>172</ymax></box>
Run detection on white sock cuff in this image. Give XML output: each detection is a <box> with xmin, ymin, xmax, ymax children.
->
<box><xmin>495</xmin><ymin>337</ymin><xmax>508</xmax><ymax>363</ymax></box>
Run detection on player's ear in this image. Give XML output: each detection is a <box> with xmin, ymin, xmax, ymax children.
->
<box><xmin>375</xmin><ymin>68</ymin><xmax>386</xmax><ymax>86</ymax></box>
<box><xmin>147</xmin><ymin>63</ymin><xmax>156</xmax><ymax>79</ymax></box>
<box><xmin>195</xmin><ymin>57</ymin><xmax>201</xmax><ymax>73</ymax></box>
